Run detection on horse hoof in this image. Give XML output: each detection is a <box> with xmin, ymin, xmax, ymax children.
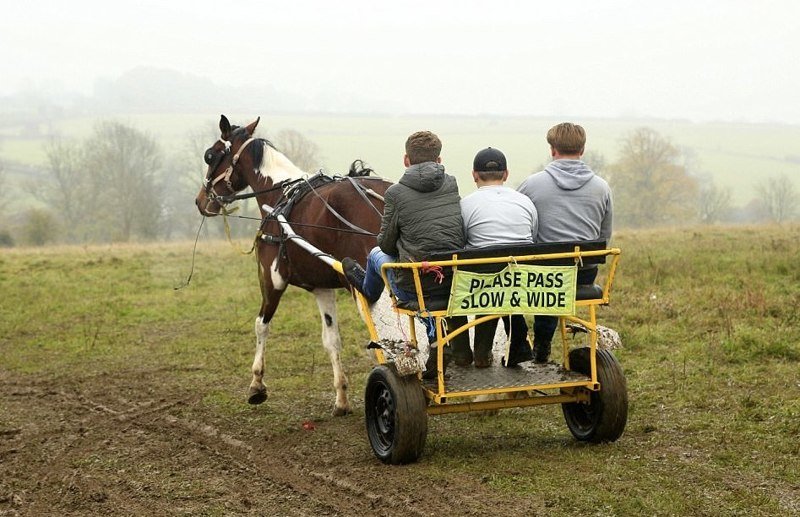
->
<box><xmin>332</xmin><ymin>405</ymin><xmax>351</xmax><ymax>417</ymax></box>
<box><xmin>247</xmin><ymin>386</ymin><xmax>267</xmax><ymax>405</ymax></box>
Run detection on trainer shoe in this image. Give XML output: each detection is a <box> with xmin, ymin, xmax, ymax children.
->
<box><xmin>342</xmin><ymin>257</ymin><xmax>380</xmax><ymax>304</ymax></box>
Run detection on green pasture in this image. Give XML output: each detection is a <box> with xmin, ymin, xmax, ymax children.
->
<box><xmin>1</xmin><ymin>224</ymin><xmax>798</xmax><ymax>515</ymax></box>
<box><xmin>2</xmin><ymin>113</ymin><xmax>799</xmax><ymax>205</ymax></box>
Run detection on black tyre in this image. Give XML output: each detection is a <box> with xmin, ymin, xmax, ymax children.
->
<box><xmin>562</xmin><ymin>347</ymin><xmax>628</xmax><ymax>442</ymax></box>
<box><xmin>364</xmin><ymin>365</ymin><xmax>428</xmax><ymax>464</ymax></box>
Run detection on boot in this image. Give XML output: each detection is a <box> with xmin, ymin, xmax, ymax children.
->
<box><xmin>422</xmin><ymin>347</ymin><xmax>451</xmax><ymax>380</ymax></box>
<box><xmin>503</xmin><ymin>336</ymin><xmax>533</xmax><ymax>367</ymax></box>
<box><xmin>533</xmin><ymin>338</ymin><xmax>551</xmax><ymax>364</ymax></box>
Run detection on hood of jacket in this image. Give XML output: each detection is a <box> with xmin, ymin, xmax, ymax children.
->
<box><xmin>398</xmin><ymin>161</ymin><xmax>446</xmax><ymax>193</ymax></box>
<box><xmin>544</xmin><ymin>159</ymin><xmax>595</xmax><ymax>190</ymax></box>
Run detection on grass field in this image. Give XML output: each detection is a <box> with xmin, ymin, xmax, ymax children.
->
<box><xmin>1</xmin><ymin>224</ymin><xmax>798</xmax><ymax>515</ymax></box>
<box><xmin>2</xmin><ymin>112</ymin><xmax>800</xmax><ymax>206</ymax></box>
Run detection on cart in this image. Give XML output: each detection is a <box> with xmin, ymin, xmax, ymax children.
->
<box><xmin>357</xmin><ymin>241</ymin><xmax>626</xmax><ymax>464</ymax></box>
<box><xmin>266</xmin><ymin>209</ymin><xmax>625</xmax><ymax>465</ymax></box>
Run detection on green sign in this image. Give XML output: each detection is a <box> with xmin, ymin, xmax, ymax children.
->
<box><xmin>446</xmin><ymin>264</ymin><xmax>577</xmax><ymax>316</ymax></box>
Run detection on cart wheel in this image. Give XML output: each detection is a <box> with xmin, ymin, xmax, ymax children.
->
<box><xmin>364</xmin><ymin>365</ymin><xmax>427</xmax><ymax>464</ymax></box>
<box><xmin>562</xmin><ymin>347</ymin><xmax>628</xmax><ymax>443</ymax></box>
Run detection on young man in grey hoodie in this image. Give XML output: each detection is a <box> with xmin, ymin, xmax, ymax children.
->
<box><xmin>517</xmin><ymin>123</ymin><xmax>613</xmax><ymax>363</ymax></box>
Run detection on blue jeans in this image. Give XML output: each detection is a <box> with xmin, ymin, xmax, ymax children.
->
<box><xmin>364</xmin><ymin>246</ymin><xmax>438</xmax><ymax>342</ymax></box>
<box><xmin>364</xmin><ymin>247</ymin><xmax>406</xmax><ymax>302</ymax></box>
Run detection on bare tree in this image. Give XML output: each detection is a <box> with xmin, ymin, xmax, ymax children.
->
<box><xmin>29</xmin><ymin>139</ymin><xmax>92</xmax><ymax>242</ymax></box>
<box><xmin>756</xmin><ymin>174</ymin><xmax>798</xmax><ymax>223</ymax></box>
<box><xmin>274</xmin><ymin>129</ymin><xmax>321</xmax><ymax>172</ymax></box>
<box><xmin>608</xmin><ymin>127</ymin><xmax>699</xmax><ymax>228</ymax></box>
<box><xmin>698</xmin><ymin>179</ymin><xmax>733</xmax><ymax>224</ymax></box>
<box><xmin>83</xmin><ymin>121</ymin><xmax>164</xmax><ymax>242</ymax></box>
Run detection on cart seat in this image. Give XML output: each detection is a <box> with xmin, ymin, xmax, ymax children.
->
<box><xmin>395</xmin><ymin>297</ymin><xmax>450</xmax><ymax>312</ymax></box>
<box><xmin>392</xmin><ymin>240</ymin><xmax>608</xmax><ymax>311</ymax></box>
<box><xmin>429</xmin><ymin>240</ymin><xmax>608</xmax><ymax>271</ymax></box>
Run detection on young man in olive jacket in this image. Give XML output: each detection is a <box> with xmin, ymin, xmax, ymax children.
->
<box><xmin>343</xmin><ymin>130</ymin><xmax>468</xmax><ymax>378</ymax></box>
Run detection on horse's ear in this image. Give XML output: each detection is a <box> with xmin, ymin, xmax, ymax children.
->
<box><xmin>219</xmin><ymin>115</ymin><xmax>231</xmax><ymax>139</ymax></box>
<box><xmin>245</xmin><ymin>117</ymin><xmax>260</xmax><ymax>135</ymax></box>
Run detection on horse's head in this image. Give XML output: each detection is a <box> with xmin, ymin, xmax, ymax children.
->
<box><xmin>195</xmin><ymin>114</ymin><xmax>261</xmax><ymax>216</ymax></box>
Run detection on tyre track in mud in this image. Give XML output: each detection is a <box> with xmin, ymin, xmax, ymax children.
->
<box><xmin>1</xmin><ymin>371</ymin><xmax>536</xmax><ymax>516</ymax></box>
<box><xmin>2</xmin><ymin>377</ymin><xmax>381</xmax><ymax>515</ymax></box>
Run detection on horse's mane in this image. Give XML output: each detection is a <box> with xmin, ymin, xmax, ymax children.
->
<box><xmin>228</xmin><ymin>126</ymin><xmax>279</xmax><ymax>174</ymax></box>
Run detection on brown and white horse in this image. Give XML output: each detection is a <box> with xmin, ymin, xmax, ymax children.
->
<box><xmin>196</xmin><ymin>115</ymin><xmax>391</xmax><ymax>415</ymax></box>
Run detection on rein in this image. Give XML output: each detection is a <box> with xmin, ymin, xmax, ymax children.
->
<box><xmin>215</xmin><ymin>178</ymin><xmax>297</xmax><ymax>204</ymax></box>
<box><xmin>297</xmin><ymin>176</ymin><xmax>377</xmax><ymax>236</ymax></box>
<box><xmin>217</xmin><ymin>213</ymin><xmax>380</xmax><ymax>236</ymax></box>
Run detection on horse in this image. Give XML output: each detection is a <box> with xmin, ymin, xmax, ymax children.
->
<box><xmin>195</xmin><ymin>115</ymin><xmax>392</xmax><ymax>415</ymax></box>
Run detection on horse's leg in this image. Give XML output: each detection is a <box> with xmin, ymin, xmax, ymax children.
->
<box><xmin>313</xmin><ymin>288</ymin><xmax>351</xmax><ymax>416</ymax></box>
<box><xmin>248</xmin><ymin>256</ymin><xmax>287</xmax><ymax>405</ymax></box>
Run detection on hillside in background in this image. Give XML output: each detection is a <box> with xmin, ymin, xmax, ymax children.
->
<box><xmin>1</xmin><ymin>66</ymin><xmax>799</xmax><ymax>241</ymax></box>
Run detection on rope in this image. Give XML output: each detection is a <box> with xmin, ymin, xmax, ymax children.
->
<box><xmin>420</xmin><ymin>262</ymin><xmax>445</xmax><ymax>284</ymax></box>
<box><xmin>220</xmin><ymin>205</ymin><xmax>257</xmax><ymax>255</ymax></box>
<box><xmin>174</xmin><ymin>217</ymin><xmax>205</xmax><ymax>290</ymax></box>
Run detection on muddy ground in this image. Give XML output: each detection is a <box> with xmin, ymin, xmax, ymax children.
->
<box><xmin>0</xmin><ymin>365</ymin><xmax>549</xmax><ymax>516</ymax></box>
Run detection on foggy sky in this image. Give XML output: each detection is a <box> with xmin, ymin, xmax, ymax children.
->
<box><xmin>2</xmin><ymin>0</ymin><xmax>798</xmax><ymax>124</ymax></box>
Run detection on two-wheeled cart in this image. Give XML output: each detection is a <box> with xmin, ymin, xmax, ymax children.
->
<box><xmin>356</xmin><ymin>241</ymin><xmax>626</xmax><ymax>464</ymax></box>
<box><xmin>266</xmin><ymin>209</ymin><xmax>625</xmax><ymax>465</ymax></box>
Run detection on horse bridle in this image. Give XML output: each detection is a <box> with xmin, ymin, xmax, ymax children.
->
<box><xmin>203</xmin><ymin>135</ymin><xmax>257</xmax><ymax>199</ymax></box>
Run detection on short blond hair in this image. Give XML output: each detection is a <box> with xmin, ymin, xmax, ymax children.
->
<box><xmin>547</xmin><ymin>123</ymin><xmax>586</xmax><ymax>155</ymax></box>
<box><xmin>405</xmin><ymin>131</ymin><xmax>442</xmax><ymax>165</ymax></box>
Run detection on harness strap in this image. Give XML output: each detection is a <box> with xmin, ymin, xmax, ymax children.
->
<box><xmin>301</xmin><ymin>177</ymin><xmax>375</xmax><ymax>235</ymax></box>
<box><xmin>346</xmin><ymin>177</ymin><xmax>383</xmax><ymax>217</ymax></box>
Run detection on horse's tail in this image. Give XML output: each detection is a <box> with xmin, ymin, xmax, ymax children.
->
<box><xmin>348</xmin><ymin>159</ymin><xmax>373</xmax><ymax>177</ymax></box>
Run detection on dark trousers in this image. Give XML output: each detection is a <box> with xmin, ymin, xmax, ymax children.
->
<box><xmin>439</xmin><ymin>315</ymin><xmax>470</xmax><ymax>353</ymax></box>
<box><xmin>534</xmin><ymin>267</ymin><xmax>598</xmax><ymax>344</ymax></box>
<box><xmin>473</xmin><ymin>314</ymin><xmax>529</xmax><ymax>359</ymax></box>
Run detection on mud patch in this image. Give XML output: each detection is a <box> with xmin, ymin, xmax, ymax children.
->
<box><xmin>0</xmin><ymin>367</ymin><xmax>543</xmax><ymax>516</ymax></box>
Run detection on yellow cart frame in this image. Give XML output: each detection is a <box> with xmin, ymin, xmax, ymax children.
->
<box><xmin>351</xmin><ymin>246</ymin><xmax>621</xmax><ymax>414</ymax></box>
